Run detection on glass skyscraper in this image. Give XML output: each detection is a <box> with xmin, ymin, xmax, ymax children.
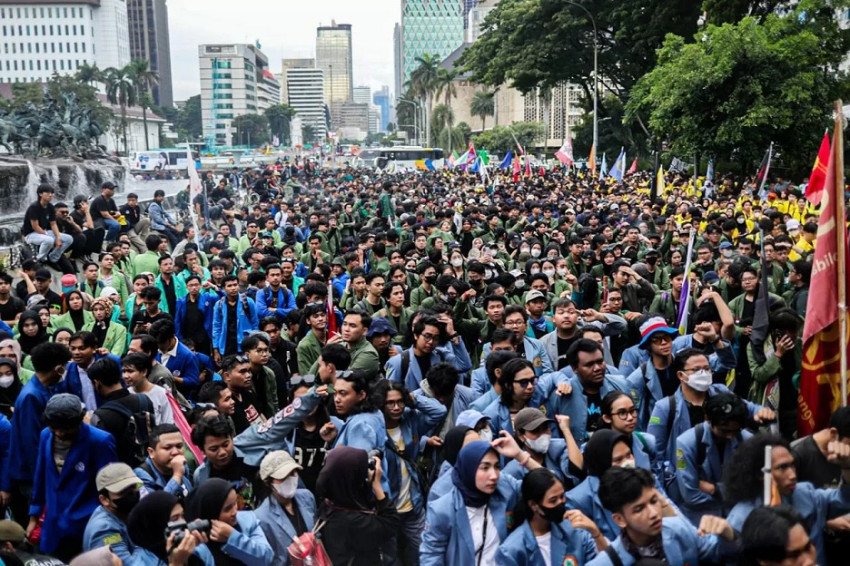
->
<box><xmin>401</xmin><ymin>0</ymin><xmax>465</xmax><ymax>88</ymax></box>
<box><xmin>316</xmin><ymin>22</ymin><xmax>353</xmax><ymax>127</ymax></box>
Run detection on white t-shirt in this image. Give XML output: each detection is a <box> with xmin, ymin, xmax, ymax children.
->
<box><xmin>131</xmin><ymin>384</ymin><xmax>174</xmax><ymax>425</ymax></box>
<box><xmin>466</xmin><ymin>505</ymin><xmax>499</xmax><ymax>566</ymax></box>
<box><xmin>388</xmin><ymin>427</ymin><xmax>413</xmax><ymax>512</ymax></box>
<box><xmin>535</xmin><ymin>532</ymin><xmax>553</xmax><ymax>566</ymax></box>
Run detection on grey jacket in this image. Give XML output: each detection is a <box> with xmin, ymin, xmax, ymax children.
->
<box><xmin>539</xmin><ymin>312</ymin><xmax>627</xmax><ymax>369</ymax></box>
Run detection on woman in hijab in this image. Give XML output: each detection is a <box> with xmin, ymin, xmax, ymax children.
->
<box><xmin>84</xmin><ymin>297</ymin><xmax>126</xmax><ymax>356</ymax></box>
<box><xmin>428</xmin><ymin>425</ymin><xmax>478</xmax><ymax>502</ymax></box>
<box><xmin>0</xmin><ymin>338</ymin><xmax>32</xmax><ymax>386</ymax></box>
<box><xmin>316</xmin><ymin>446</ymin><xmax>400</xmax><ymax>566</ymax></box>
<box><xmin>420</xmin><ymin>438</ymin><xmax>537</xmax><ymax>566</ymax></box>
<box><xmin>127</xmin><ymin>491</ymin><xmax>212</xmax><ymax>566</ymax></box>
<box><xmin>185</xmin><ymin>478</ymin><xmax>273</xmax><ymax>566</ymax></box>
<box><xmin>15</xmin><ymin>311</ymin><xmax>48</xmax><ymax>357</ymax></box>
<box><xmin>51</xmin><ymin>290</ymin><xmax>93</xmax><ymax>333</ymax></box>
<box><xmin>0</xmin><ymin>357</ymin><xmax>21</xmax><ymax>418</ymax></box>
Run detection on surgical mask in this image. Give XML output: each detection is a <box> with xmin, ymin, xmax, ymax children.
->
<box><xmin>619</xmin><ymin>458</ymin><xmax>636</xmax><ymax>469</ymax></box>
<box><xmin>530</xmin><ymin>268</ymin><xmax>540</xmax><ymax>275</ymax></box>
<box><xmin>530</xmin><ymin>249</ymin><xmax>541</xmax><ymax>258</ymax></box>
<box><xmin>520</xmin><ymin>247</ymin><xmax>530</xmax><ymax>254</ymax></box>
<box><xmin>737</xmin><ymin>217</ymin><xmax>745</xmax><ymax>225</ymax></box>
<box><xmin>722</xmin><ymin>250</ymin><xmax>733</xmax><ymax>258</ymax></box>
<box><xmin>0</xmin><ymin>374</ymin><xmax>13</xmax><ymax>388</ymax></box>
<box><xmin>451</xmin><ymin>258</ymin><xmax>463</xmax><ymax>267</ymax></box>
<box><xmin>514</xmin><ymin>279</ymin><xmax>526</xmax><ymax>290</ymax></box>
<box><xmin>525</xmin><ymin>434</ymin><xmax>551</xmax><ymax>454</ymax></box>
<box><xmin>478</xmin><ymin>428</ymin><xmax>493</xmax><ymax>444</ymax></box>
<box><xmin>543</xmin><ymin>269</ymin><xmax>556</xmax><ymax>279</ymax></box>
<box><xmin>687</xmin><ymin>369</ymin><xmax>713</xmax><ymax>392</ymax></box>
<box><xmin>538</xmin><ymin>502</ymin><xmax>567</xmax><ymax>523</ymax></box>
<box><xmin>556</xmin><ymin>268</ymin><xmax>568</xmax><ymax>277</ymax></box>
<box><xmin>274</xmin><ymin>476</ymin><xmax>299</xmax><ymax>499</ymax></box>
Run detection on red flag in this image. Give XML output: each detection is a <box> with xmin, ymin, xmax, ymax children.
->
<box><xmin>798</xmin><ymin>123</ymin><xmax>850</xmax><ymax>436</ymax></box>
<box><xmin>524</xmin><ymin>156</ymin><xmax>532</xmax><ymax>178</ymax></box>
<box><xmin>512</xmin><ymin>154</ymin><xmax>520</xmax><ymax>183</ymax></box>
<box><xmin>327</xmin><ymin>280</ymin><xmax>338</xmax><ymax>339</ymax></box>
<box><xmin>627</xmin><ymin>158</ymin><xmax>638</xmax><ymax>175</ymax></box>
<box><xmin>806</xmin><ymin>131</ymin><xmax>830</xmax><ymax>206</ymax></box>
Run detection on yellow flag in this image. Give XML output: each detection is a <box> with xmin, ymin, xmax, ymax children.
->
<box><xmin>657</xmin><ymin>165</ymin><xmax>666</xmax><ymax>194</ymax></box>
<box><xmin>589</xmin><ymin>145</ymin><xmax>597</xmax><ymax>175</ymax></box>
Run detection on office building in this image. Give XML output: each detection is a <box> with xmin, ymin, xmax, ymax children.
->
<box><xmin>279</xmin><ymin>57</ymin><xmax>314</xmax><ymax>103</ymax></box>
<box><xmin>0</xmin><ymin>0</ymin><xmax>130</xmax><ymax>84</ymax></box>
<box><xmin>467</xmin><ymin>0</ymin><xmax>498</xmax><ymax>43</ymax></box>
<box><xmin>373</xmin><ymin>85</ymin><xmax>391</xmax><ymax>131</ymax></box>
<box><xmin>393</xmin><ymin>22</ymin><xmax>403</xmax><ymax>100</ymax></box>
<box><xmin>316</xmin><ymin>21</ymin><xmax>352</xmax><ymax>126</ymax></box>
<box><xmin>338</xmin><ymin>101</ymin><xmax>369</xmax><ymax>141</ymax></box>
<box><xmin>199</xmin><ymin>43</ymin><xmax>274</xmax><ymax>147</ymax></box>
<box><xmin>285</xmin><ymin>67</ymin><xmax>327</xmax><ymax>140</ymax></box>
<box><xmin>126</xmin><ymin>0</ymin><xmax>173</xmax><ymax>106</ymax></box>
<box><xmin>353</xmin><ymin>85</ymin><xmax>371</xmax><ymax>105</ymax></box>
<box><xmin>401</xmin><ymin>0</ymin><xmax>464</xmax><ymax>88</ymax></box>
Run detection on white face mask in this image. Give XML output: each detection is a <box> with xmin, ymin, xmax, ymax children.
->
<box><xmin>530</xmin><ymin>268</ymin><xmax>541</xmax><ymax>275</ymax></box>
<box><xmin>619</xmin><ymin>458</ymin><xmax>636</xmax><ymax>469</ymax></box>
<box><xmin>451</xmin><ymin>258</ymin><xmax>463</xmax><ymax>267</ymax></box>
<box><xmin>530</xmin><ymin>249</ymin><xmax>542</xmax><ymax>258</ymax></box>
<box><xmin>0</xmin><ymin>374</ymin><xmax>13</xmax><ymax>388</ymax></box>
<box><xmin>543</xmin><ymin>269</ymin><xmax>556</xmax><ymax>279</ymax></box>
<box><xmin>520</xmin><ymin>247</ymin><xmax>530</xmax><ymax>255</ymax></box>
<box><xmin>687</xmin><ymin>369</ymin><xmax>713</xmax><ymax>392</ymax></box>
<box><xmin>478</xmin><ymin>428</ymin><xmax>493</xmax><ymax>444</ymax></box>
<box><xmin>514</xmin><ymin>280</ymin><xmax>526</xmax><ymax>290</ymax></box>
<box><xmin>556</xmin><ymin>268</ymin><xmax>568</xmax><ymax>277</ymax></box>
<box><xmin>274</xmin><ymin>476</ymin><xmax>299</xmax><ymax>499</ymax></box>
<box><xmin>525</xmin><ymin>434</ymin><xmax>551</xmax><ymax>454</ymax></box>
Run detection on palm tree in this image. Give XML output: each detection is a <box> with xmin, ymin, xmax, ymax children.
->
<box><xmin>409</xmin><ymin>54</ymin><xmax>441</xmax><ymax>145</ymax></box>
<box><xmin>432</xmin><ymin>105</ymin><xmax>465</xmax><ymax>154</ymax></box>
<box><xmin>470</xmin><ymin>91</ymin><xmax>495</xmax><ymax>131</ymax></box>
<box><xmin>128</xmin><ymin>59</ymin><xmax>159</xmax><ymax>151</ymax></box>
<box><xmin>435</xmin><ymin>67</ymin><xmax>458</xmax><ymax>107</ymax></box>
<box><xmin>75</xmin><ymin>63</ymin><xmax>102</xmax><ymax>87</ymax></box>
<box><xmin>104</xmin><ymin>65</ymin><xmax>137</xmax><ymax>156</ymax></box>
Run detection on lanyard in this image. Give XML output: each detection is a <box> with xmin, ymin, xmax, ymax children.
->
<box><xmin>476</xmin><ymin>505</ymin><xmax>489</xmax><ymax>566</ymax></box>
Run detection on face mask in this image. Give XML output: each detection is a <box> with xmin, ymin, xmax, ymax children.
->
<box><xmin>645</xmin><ymin>256</ymin><xmax>658</xmax><ymax>266</ymax></box>
<box><xmin>543</xmin><ymin>269</ymin><xmax>556</xmax><ymax>278</ymax></box>
<box><xmin>112</xmin><ymin>490</ymin><xmax>140</xmax><ymax>517</ymax></box>
<box><xmin>530</xmin><ymin>249</ymin><xmax>541</xmax><ymax>258</ymax></box>
<box><xmin>520</xmin><ymin>247</ymin><xmax>530</xmax><ymax>255</ymax></box>
<box><xmin>478</xmin><ymin>428</ymin><xmax>493</xmax><ymax>444</ymax></box>
<box><xmin>556</xmin><ymin>268</ymin><xmax>568</xmax><ymax>277</ymax></box>
<box><xmin>538</xmin><ymin>502</ymin><xmax>567</xmax><ymax>523</ymax></box>
<box><xmin>687</xmin><ymin>369</ymin><xmax>713</xmax><ymax>392</ymax></box>
<box><xmin>0</xmin><ymin>374</ymin><xmax>13</xmax><ymax>388</ymax></box>
<box><xmin>525</xmin><ymin>434</ymin><xmax>551</xmax><ymax>454</ymax></box>
<box><xmin>722</xmin><ymin>250</ymin><xmax>733</xmax><ymax>258</ymax></box>
<box><xmin>619</xmin><ymin>458</ymin><xmax>636</xmax><ymax>469</ymax></box>
<box><xmin>737</xmin><ymin>217</ymin><xmax>745</xmax><ymax>225</ymax></box>
<box><xmin>451</xmin><ymin>258</ymin><xmax>463</xmax><ymax>267</ymax></box>
<box><xmin>514</xmin><ymin>280</ymin><xmax>526</xmax><ymax>290</ymax></box>
<box><xmin>530</xmin><ymin>268</ymin><xmax>540</xmax><ymax>275</ymax></box>
<box><xmin>424</xmin><ymin>275</ymin><xmax>436</xmax><ymax>284</ymax></box>
<box><xmin>274</xmin><ymin>476</ymin><xmax>299</xmax><ymax>499</ymax></box>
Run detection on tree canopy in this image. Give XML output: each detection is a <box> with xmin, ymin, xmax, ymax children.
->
<box><xmin>471</xmin><ymin>122</ymin><xmax>544</xmax><ymax>154</ymax></box>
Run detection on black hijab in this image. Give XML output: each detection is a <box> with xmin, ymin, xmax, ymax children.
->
<box><xmin>441</xmin><ymin>425</ymin><xmax>473</xmax><ymax>468</ymax></box>
<box><xmin>127</xmin><ymin>491</ymin><xmax>179</xmax><ymax>563</ymax></box>
<box><xmin>316</xmin><ymin>446</ymin><xmax>372</xmax><ymax>511</ymax></box>
<box><xmin>16</xmin><ymin>310</ymin><xmax>47</xmax><ymax>355</ymax></box>
<box><xmin>584</xmin><ymin>429</ymin><xmax>630</xmax><ymax>477</ymax></box>
<box><xmin>185</xmin><ymin>478</ymin><xmax>243</xmax><ymax>566</ymax></box>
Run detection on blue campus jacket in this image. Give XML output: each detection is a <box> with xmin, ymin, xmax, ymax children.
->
<box><xmin>496</xmin><ymin>520</ymin><xmax>597</xmax><ymax>566</ymax></box>
<box><xmin>617</xmin><ymin>345</ymin><xmax>649</xmax><ymax>376</ymax></box>
<box><xmin>334</xmin><ymin>410</ymin><xmax>392</xmax><ymax>497</ymax></box>
<box><xmin>0</xmin><ymin>415</ymin><xmax>10</xmax><ymax>492</ymax></box>
<box><xmin>83</xmin><ymin>506</ymin><xmax>135</xmax><ymax>563</ymax></box>
<box><xmin>470</xmin><ymin>366</ymin><xmax>490</xmax><ymax>397</ymax></box>
<box><xmin>174</xmin><ymin>294</ymin><xmax>217</xmax><ymax>341</ymax></box>
<box><xmin>481</xmin><ymin>335</ymin><xmax>555</xmax><ymax>377</ymax></box>
<box><xmin>255</xmin><ymin>490</ymin><xmax>316</xmax><ymax>566</ymax></box>
<box><xmin>420</xmin><ymin>475</ymin><xmax>521</xmax><ymax>566</ymax></box>
<box><xmin>384</xmin><ymin>392</ymin><xmax>447</xmax><ymax>514</ymax></box>
<box><xmin>133</xmin><ymin>456</ymin><xmax>193</xmax><ymax>496</ymax></box>
<box><xmin>586</xmin><ymin>515</ymin><xmax>740</xmax><ymax>566</ymax></box>
<box><xmin>30</xmin><ymin>424</ymin><xmax>118</xmax><ymax>553</ymax></box>
<box><xmin>548</xmin><ymin>372</ymin><xmax>629</xmax><ymax>443</ymax></box>
<box><xmin>502</xmin><ymin>438</ymin><xmax>578</xmax><ymax>488</ymax></box>
<box><xmin>727</xmin><ymin>481</ymin><xmax>850</xmax><ymax>564</ymax></box>
<box><xmin>194</xmin><ymin>511</ymin><xmax>274</xmax><ymax>566</ymax></box>
<box><xmin>255</xmin><ymin>285</ymin><xmax>297</xmax><ymax>319</ymax></box>
<box><xmin>567</xmin><ymin>475</ymin><xmax>621</xmax><ymax>541</ymax></box>
<box><xmin>413</xmin><ymin>385</ymin><xmax>477</xmax><ymax>431</ymax></box>
<box><xmin>157</xmin><ymin>342</ymin><xmax>201</xmax><ymax>391</ymax></box>
<box><xmin>675</xmin><ymin>423</ymin><xmax>752</xmax><ymax>524</ymax></box>
<box><xmin>66</xmin><ymin>353</ymin><xmax>122</xmax><ymax>410</ymax></box>
<box><xmin>211</xmin><ymin>294</ymin><xmax>259</xmax><ymax>354</ymax></box>
<box><xmin>386</xmin><ymin>340</ymin><xmax>473</xmax><ymax>392</ymax></box>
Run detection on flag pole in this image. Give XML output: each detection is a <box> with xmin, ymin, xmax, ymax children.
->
<box><xmin>834</xmin><ymin>100</ymin><xmax>848</xmax><ymax>406</ymax></box>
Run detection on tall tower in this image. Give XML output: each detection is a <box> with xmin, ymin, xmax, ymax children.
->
<box><xmin>401</xmin><ymin>0</ymin><xmax>464</xmax><ymax>87</ymax></box>
<box><xmin>316</xmin><ymin>21</ymin><xmax>353</xmax><ymax>128</ymax></box>
<box><xmin>126</xmin><ymin>0</ymin><xmax>173</xmax><ymax>106</ymax></box>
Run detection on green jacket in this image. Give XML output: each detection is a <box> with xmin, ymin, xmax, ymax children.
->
<box><xmin>83</xmin><ymin>320</ymin><xmax>127</xmax><ymax>357</ymax></box>
<box><xmin>375</xmin><ymin>307</ymin><xmax>411</xmax><ymax>345</ymax></box>
<box><xmin>50</xmin><ymin>310</ymin><xmax>94</xmax><ymax>333</ymax></box>
<box><xmin>133</xmin><ymin>251</ymin><xmax>161</xmax><ymax>276</ymax></box>
<box><xmin>296</xmin><ymin>331</ymin><xmax>325</xmax><ymax>376</ymax></box>
<box><xmin>410</xmin><ymin>285</ymin><xmax>435</xmax><ymax>311</ymax></box>
<box><xmin>155</xmin><ymin>274</ymin><xmax>188</xmax><ymax>314</ymax></box>
<box><xmin>747</xmin><ymin>337</ymin><xmax>802</xmax><ymax>405</ymax></box>
<box><xmin>308</xmin><ymin>338</ymin><xmax>381</xmax><ymax>383</ymax></box>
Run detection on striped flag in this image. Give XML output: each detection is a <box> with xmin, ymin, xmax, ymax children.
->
<box><xmin>555</xmin><ymin>139</ymin><xmax>574</xmax><ymax>167</ymax></box>
<box><xmin>676</xmin><ymin>230</ymin><xmax>697</xmax><ymax>334</ymax></box>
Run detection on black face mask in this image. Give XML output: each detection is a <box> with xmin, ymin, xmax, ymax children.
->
<box><xmin>111</xmin><ymin>489</ymin><xmax>140</xmax><ymax>517</ymax></box>
<box><xmin>424</xmin><ymin>275</ymin><xmax>437</xmax><ymax>284</ymax></box>
<box><xmin>539</xmin><ymin>502</ymin><xmax>567</xmax><ymax>523</ymax></box>
<box><xmin>645</xmin><ymin>256</ymin><xmax>659</xmax><ymax>266</ymax></box>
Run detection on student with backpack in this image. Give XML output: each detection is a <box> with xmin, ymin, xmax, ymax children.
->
<box><xmin>88</xmin><ymin>357</ymin><xmax>156</xmax><ymax>469</ymax></box>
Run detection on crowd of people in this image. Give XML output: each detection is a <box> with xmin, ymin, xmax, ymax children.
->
<box><xmin>0</xmin><ymin>159</ymin><xmax>839</xmax><ymax>566</ymax></box>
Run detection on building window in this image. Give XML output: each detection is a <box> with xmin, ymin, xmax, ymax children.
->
<box><xmin>34</xmin><ymin>43</ymin><xmax>38</xmax><ymax>53</ymax></box>
<box><xmin>26</xmin><ymin>26</ymin><xmax>30</xmax><ymax>36</ymax></box>
<box><xmin>59</xmin><ymin>60</ymin><xmax>64</xmax><ymax>70</ymax></box>
<box><xmin>27</xmin><ymin>43</ymin><xmax>31</xmax><ymax>53</ymax></box>
<box><xmin>74</xmin><ymin>43</ymin><xmax>78</xmax><ymax>53</ymax></box>
<box><xmin>36</xmin><ymin>60</ymin><xmax>40</xmax><ymax>70</ymax></box>
<box><xmin>82</xmin><ymin>43</ymin><xmax>85</xmax><ymax>53</ymax></box>
<box><xmin>218</xmin><ymin>113</ymin><xmax>233</xmax><ymax>119</ymax></box>
<box><xmin>64</xmin><ymin>7</ymin><xmax>68</xmax><ymax>18</ymax></box>
<box><xmin>65</xmin><ymin>25</ymin><xmax>69</xmax><ymax>36</ymax></box>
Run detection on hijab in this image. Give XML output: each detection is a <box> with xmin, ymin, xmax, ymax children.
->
<box><xmin>0</xmin><ymin>357</ymin><xmax>21</xmax><ymax>418</ymax></box>
<box><xmin>16</xmin><ymin>310</ymin><xmax>47</xmax><ymax>355</ymax></box>
<box><xmin>584</xmin><ymin>429</ymin><xmax>629</xmax><ymax>477</ymax></box>
<box><xmin>65</xmin><ymin>291</ymin><xmax>86</xmax><ymax>331</ymax></box>
<box><xmin>127</xmin><ymin>491</ymin><xmax>178</xmax><ymax>562</ymax></box>
<box><xmin>441</xmin><ymin>426</ymin><xmax>473</xmax><ymax>468</ymax></box>
<box><xmin>316</xmin><ymin>446</ymin><xmax>372</xmax><ymax>511</ymax></box>
<box><xmin>451</xmin><ymin>441</ymin><xmax>497</xmax><ymax>508</ymax></box>
<box><xmin>185</xmin><ymin>478</ymin><xmax>242</xmax><ymax>566</ymax></box>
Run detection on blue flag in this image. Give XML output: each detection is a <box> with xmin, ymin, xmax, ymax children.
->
<box><xmin>706</xmin><ymin>158</ymin><xmax>714</xmax><ymax>182</ymax></box>
<box><xmin>599</xmin><ymin>153</ymin><xmax>607</xmax><ymax>177</ymax></box>
<box><xmin>608</xmin><ymin>147</ymin><xmax>626</xmax><ymax>183</ymax></box>
<box><xmin>499</xmin><ymin>150</ymin><xmax>514</xmax><ymax>171</ymax></box>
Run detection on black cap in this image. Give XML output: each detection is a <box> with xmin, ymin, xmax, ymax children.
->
<box><xmin>101</xmin><ymin>181</ymin><xmax>116</xmax><ymax>190</ymax></box>
<box><xmin>34</xmin><ymin>268</ymin><xmax>51</xmax><ymax>281</ymax></box>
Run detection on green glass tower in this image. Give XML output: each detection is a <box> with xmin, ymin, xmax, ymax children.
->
<box><xmin>401</xmin><ymin>0</ymin><xmax>465</xmax><ymax>87</ymax></box>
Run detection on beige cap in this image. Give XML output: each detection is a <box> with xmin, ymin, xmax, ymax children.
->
<box><xmin>96</xmin><ymin>463</ymin><xmax>141</xmax><ymax>493</ymax></box>
<box><xmin>259</xmin><ymin>450</ymin><xmax>302</xmax><ymax>481</ymax></box>
<box><xmin>0</xmin><ymin>520</ymin><xmax>25</xmax><ymax>543</ymax></box>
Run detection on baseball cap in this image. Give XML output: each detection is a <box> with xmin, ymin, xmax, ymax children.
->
<box><xmin>259</xmin><ymin>450</ymin><xmax>302</xmax><ymax>481</ymax></box>
<box><xmin>100</xmin><ymin>286</ymin><xmax>119</xmax><ymax>299</ymax></box>
<box><xmin>35</xmin><ymin>268</ymin><xmax>52</xmax><ymax>281</ymax></box>
<box><xmin>61</xmin><ymin>274</ymin><xmax>78</xmax><ymax>288</ymax></box>
<box><xmin>456</xmin><ymin>410</ymin><xmax>490</xmax><ymax>430</ymax></box>
<box><xmin>101</xmin><ymin>181</ymin><xmax>116</xmax><ymax>190</ymax></box>
<box><xmin>703</xmin><ymin>271</ymin><xmax>720</xmax><ymax>284</ymax></box>
<box><xmin>638</xmin><ymin>316</ymin><xmax>678</xmax><ymax>349</ymax></box>
<box><xmin>513</xmin><ymin>407</ymin><xmax>553</xmax><ymax>432</ymax></box>
<box><xmin>96</xmin><ymin>463</ymin><xmax>142</xmax><ymax>493</ymax></box>
<box><xmin>26</xmin><ymin>294</ymin><xmax>47</xmax><ymax>309</ymax></box>
<box><xmin>367</xmin><ymin>317</ymin><xmax>398</xmax><ymax>338</ymax></box>
<box><xmin>719</xmin><ymin>242</ymin><xmax>733</xmax><ymax>250</ymax></box>
<box><xmin>787</xmin><ymin>219</ymin><xmax>801</xmax><ymax>230</ymax></box>
<box><xmin>525</xmin><ymin>290</ymin><xmax>546</xmax><ymax>304</ymax></box>
<box><xmin>0</xmin><ymin>520</ymin><xmax>25</xmax><ymax>543</ymax></box>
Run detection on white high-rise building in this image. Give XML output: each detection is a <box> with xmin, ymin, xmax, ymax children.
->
<box><xmin>286</xmin><ymin>67</ymin><xmax>327</xmax><ymax>140</ymax></box>
<box><xmin>0</xmin><ymin>0</ymin><xmax>130</xmax><ymax>84</ymax></box>
<box><xmin>353</xmin><ymin>85</ymin><xmax>371</xmax><ymax>105</ymax></box>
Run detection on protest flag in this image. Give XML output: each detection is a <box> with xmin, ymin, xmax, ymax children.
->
<box><xmin>756</xmin><ymin>143</ymin><xmax>773</xmax><ymax>194</ymax></box>
<box><xmin>806</xmin><ymin>130</ymin><xmax>830</xmax><ymax>206</ymax></box>
<box><xmin>627</xmin><ymin>158</ymin><xmax>638</xmax><ymax>175</ymax></box>
<box><xmin>555</xmin><ymin>139</ymin><xmax>575</xmax><ymax>167</ymax></box>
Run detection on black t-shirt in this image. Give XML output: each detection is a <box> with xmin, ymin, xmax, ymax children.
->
<box><xmin>657</xmin><ymin>365</ymin><xmax>679</xmax><ymax>398</ymax></box>
<box><xmin>556</xmin><ymin>335</ymin><xmax>579</xmax><ymax>370</ymax></box>
<box><xmin>161</xmin><ymin>277</ymin><xmax>177</xmax><ymax>316</ymax></box>
<box><xmin>225</xmin><ymin>300</ymin><xmax>238</xmax><ymax>355</ymax></box>
<box><xmin>129</xmin><ymin>309</ymin><xmax>173</xmax><ymax>333</ymax></box>
<box><xmin>209</xmin><ymin>455</ymin><xmax>261</xmax><ymax>510</ymax></box>
<box><xmin>685</xmin><ymin>401</ymin><xmax>705</xmax><ymax>431</ymax></box>
<box><xmin>586</xmin><ymin>390</ymin><xmax>603</xmax><ymax>435</ymax></box>
<box><xmin>415</xmin><ymin>353</ymin><xmax>432</xmax><ymax>382</ymax></box>
<box><xmin>90</xmin><ymin>195</ymin><xmax>118</xmax><ymax>223</ymax></box>
<box><xmin>293</xmin><ymin>424</ymin><xmax>328</xmax><ymax>494</ymax></box>
<box><xmin>792</xmin><ymin>435</ymin><xmax>841</xmax><ymax>488</ymax></box>
<box><xmin>0</xmin><ymin>296</ymin><xmax>25</xmax><ymax>321</ymax></box>
<box><xmin>22</xmin><ymin>202</ymin><xmax>55</xmax><ymax>236</ymax></box>
<box><xmin>119</xmin><ymin>203</ymin><xmax>141</xmax><ymax>228</ymax></box>
<box><xmin>231</xmin><ymin>388</ymin><xmax>263</xmax><ymax>435</ymax></box>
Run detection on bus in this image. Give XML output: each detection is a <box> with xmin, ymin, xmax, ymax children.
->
<box><xmin>130</xmin><ymin>149</ymin><xmax>199</xmax><ymax>172</ymax></box>
<box><xmin>357</xmin><ymin>147</ymin><xmax>445</xmax><ymax>172</ymax></box>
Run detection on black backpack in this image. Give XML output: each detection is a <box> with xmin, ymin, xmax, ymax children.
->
<box><xmin>92</xmin><ymin>395</ymin><xmax>155</xmax><ymax>468</ymax></box>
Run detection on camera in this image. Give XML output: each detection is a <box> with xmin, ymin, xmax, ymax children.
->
<box><xmin>164</xmin><ymin>519</ymin><xmax>211</xmax><ymax>547</ymax></box>
<box><xmin>367</xmin><ymin>449</ymin><xmax>383</xmax><ymax>471</ymax></box>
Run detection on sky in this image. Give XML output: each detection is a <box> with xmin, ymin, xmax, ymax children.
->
<box><xmin>167</xmin><ymin>0</ymin><xmax>400</xmax><ymax>101</ymax></box>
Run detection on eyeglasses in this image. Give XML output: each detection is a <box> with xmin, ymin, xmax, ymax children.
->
<box><xmin>650</xmin><ymin>334</ymin><xmax>673</xmax><ymax>344</ymax></box>
<box><xmin>290</xmin><ymin>374</ymin><xmax>316</xmax><ymax>387</ymax></box>
<box><xmin>384</xmin><ymin>399</ymin><xmax>405</xmax><ymax>408</ymax></box>
<box><xmin>611</xmin><ymin>408</ymin><xmax>638</xmax><ymax>420</ymax></box>
<box><xmin>419</xmin><ymin>333</ymin><xmax>439</xmax><ymax>343</ymax></box>
<box><xmin>515</xmin><ymin>377</ymin><xmax>538</xmax><ymax>389</ymax></box>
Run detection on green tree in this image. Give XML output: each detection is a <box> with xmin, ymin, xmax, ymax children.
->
<box><xmin>74</xmin><ymin>63</ymin><xmax>103</xmax><ymax>87</ymax></box>
<box><xmin>128</xmin><ymin>59</ymin><xmax>159</xmax><ymax>150</ymax></box>
<box><xmin>470</xmin><ymin>91</ymin><xmax>495</xmax><ymax>131</ymax></box>
<box><xmin>264</xmin><ymin>104</ymin><xmax>295</xmax><ymax>146</ymax></box>
<box><xmin>409</xmin><ymin>53</ymin><xmax>442</xmax><ymax>144</ymax></box>
<box><xmin>573</xmin><ymin>93</ymin><xmax>647</xmax><ymax>160</ymax></box>
<box><xmin>232</xmin><ymin>114</ymin><xmax>268</xmax><ymax>147</ymax></box>
<box><xmin>104</xmin><ymin>66</ymin><xmax>137</xmax><ymax>156</ymax></box>
<box><xmin>176</xmin><ymin>95</ymin><xmax>202</xmax><ymax>141</ymax></box>
<box><xmin>302</xmin><ymin>124</ymin><xmax>317</xmax><ymax>145</ymax></box>
<box><xmin>431</xmin><ymin>104</ymin><xmax>465</xmax><ymax>154</ymax></box>
<box><xmin>471</xmin><ymin>122</ymin><xmax>544</xmax><ymax>154</ymax></box>
<box><xmin>626</xmin><ymin>2</ymin><xmax>850</xmax><ymax>175</ymax></box>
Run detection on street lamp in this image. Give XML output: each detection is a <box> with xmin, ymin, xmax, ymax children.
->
<box><xmin>397</xmin><ymin>97</ymin><xmax>421</xmax><ymax>145</ymax></box>
<box><xmin>565</xmin><ymin>1</ymin><xmax>598</xmax><ymax>160</ymax></box>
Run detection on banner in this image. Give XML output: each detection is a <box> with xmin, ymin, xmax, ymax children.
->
<box><xmin>187</xmin><ymin>148</ymin><xmax>203</xmax><ymax>245</ymax></box>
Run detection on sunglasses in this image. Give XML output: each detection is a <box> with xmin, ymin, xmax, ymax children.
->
<box><xmin>290</xmin><ymin>374</ymin><xmax>316</xmax><ymax>388</ymax></box>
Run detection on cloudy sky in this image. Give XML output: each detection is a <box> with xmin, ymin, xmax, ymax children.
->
<box><xmin>167</xmin><ymin>0</ymin><xmax>400</xmax><ymax>101</ymax></box>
